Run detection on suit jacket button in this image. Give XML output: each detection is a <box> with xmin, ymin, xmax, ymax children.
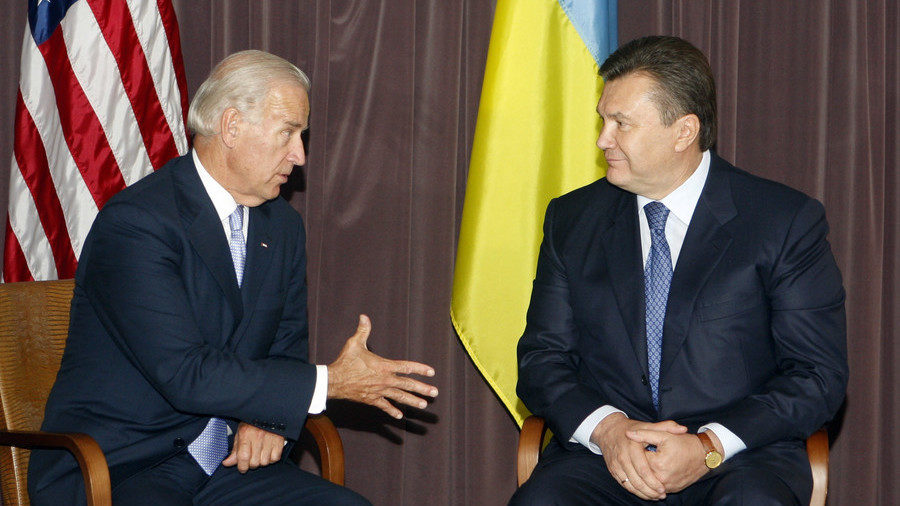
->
<box><xmin>173</xmin><ymin>437</ymin><xmax>185</xmax><ymax>448</ymax></box>
<box><xmin>641</xmin><ymin>375</ymin><xmax>648</xmax><ymax>386</ymax></box>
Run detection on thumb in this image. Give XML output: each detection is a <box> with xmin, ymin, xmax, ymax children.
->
<box><xmin>354</xmin><ymin>314</ymin><xmax>372</xmax><ymax>349</ymax></box>
<box><xmin>626</xmin><ymin>429</ymin><xmax>667</xmax><ymax>446</ymax></box>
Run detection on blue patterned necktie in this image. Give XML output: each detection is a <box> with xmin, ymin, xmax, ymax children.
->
<box><xmin>229</xmin><ymin>205</ymin><xmax>246</xmax><ymax>287</ymax></box>
<box><xmin>644</xmin><ymin>201</ymin><xmax>673</xmax><ymax>411</ymax></box>
<box><xmin>186</xmin><ymin>206</ymin><xmax>245</xmax><ymax>475</ymax></box>
<box><xmin>187</xmin><ymin>417</ymin><xmax>229</xmax><ymax>475</ymax></box>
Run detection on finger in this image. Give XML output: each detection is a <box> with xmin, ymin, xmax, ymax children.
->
<box><xmin>269</xmin><ymin>440</ymin><xmax>283</xmax><ymax>463</ymax></box>
<box><xmin>391</xmin><ymin>375</ymin><xmax>439</xmax><ymax>398</ymax></box>
<box><xmin>354</xmin><ymin>314</ymin><xmax>372</xmax><ymax>349</ymax></box>
<box><xmin>657</xmin><ymin>420</ymin><xmax>688</xmax><ymax>434</ymax></box>
<box><xmin>373</xmin><ymin>397</ymin><xmax>404</xmax><ymax>419</ymax></box>
<box><xmin>248</xmin><ymin>452</ymin><xmax>260</xmax><ymax>470</ymax></box>
<box><xmin>618</xmin><ymin>462</ymin><xmax>657</xmax><ymax>501</ymax></box>
<box><xmin>621</xmin><ymin>479</ymin><xmax>657</xmax><ymax>502</ymax></box>
<box><xmin>237</xmin><ymin>438</ymin><xmax>253</xmax><ymax>473</ymax></box>
<box><xmin>635</xmin><ymin>419</ymin><xmax>687</xmax><ymax>434</ymax></box>
<box><xmin>383</xmin><ymin>387</ymin><xmax>429</xmax><ymax>409</ymax></box>
<box><xmin>222</xmin><ymin>448</ymin><xmax>238</xmax><ymax>467</ymax></box>
<box><xmin>261</xmin><ymin>434</ymin><xmax>283</xmax><ymax>465</ymax></box>
<box><xmin>626</xmin><ymin>428</ymin><xmax>667</xmax><ymax>446</ymax></box>
<box><xmin>624</xmin><ymin>444</ymin><xmax>666</xmax><ymax>499</ymax></box>
<box><xmin>390</xmin><ymin>359</ymin><xmax>436</xmax><ymax>379</ymax></box>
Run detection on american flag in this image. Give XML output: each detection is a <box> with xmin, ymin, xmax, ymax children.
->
<box><xmin>3</xmin><ymin>0</ymin><xmax>189</xmax><ymax>282</ymax></box>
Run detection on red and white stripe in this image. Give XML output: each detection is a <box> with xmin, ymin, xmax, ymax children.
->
<box><xmin>3</xmin><ymin>0</ymin><xmax>188</xmax><ymax>282</ymax></box>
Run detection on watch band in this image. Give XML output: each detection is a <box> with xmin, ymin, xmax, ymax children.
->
<box><xmin>698</xmin><ymin>431</ymin><xmax>723</xmax><ymax>469</ymax></box>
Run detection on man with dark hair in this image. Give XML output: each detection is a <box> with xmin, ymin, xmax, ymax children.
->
<box><xmin>511</xmin><ymin>36</ymin><xmax>847</xmax><ymax>505</ymax></box>
<box><xmin>28</xmin><ymin>50</ymin><xmax>438</xmax><ymax>505</ymax></box>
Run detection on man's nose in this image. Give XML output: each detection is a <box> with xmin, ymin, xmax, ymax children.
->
<box><xmin>596</xmin><ymin>125</ymin><xmax>615</xmax><ymax>150</ymax></box>
<box><xmin>288</xmin><ymin>136</ymin><xmax>306</xmax><ymax>166</ymax></box>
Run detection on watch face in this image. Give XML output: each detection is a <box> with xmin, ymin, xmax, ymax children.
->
<box><xmin>705</xmin><ymin>451</ymin><xmax>723</xmax><ymax>469</ymax></box>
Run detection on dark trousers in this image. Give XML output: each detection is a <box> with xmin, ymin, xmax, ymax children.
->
<box><xmin>510</xmin><ymin>438</ymin><xmax>811</xmax><ymax>506</ymax></box>
<box><xmin>111</xmin><ymin>450</ymin><xmax>370</xmax><ymax>505</ymax></box>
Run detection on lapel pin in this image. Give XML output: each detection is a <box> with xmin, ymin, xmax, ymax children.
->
<box><xmin>261</xmin><ymin>242</ymin><xmax>268</xmax><ymax>248</ymax></box>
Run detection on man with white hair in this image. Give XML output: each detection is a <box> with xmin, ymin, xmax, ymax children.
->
<box><xmin>28</xmin><ymin>50</ymin><xmax>436</xmax><ymax>505</ymax></box>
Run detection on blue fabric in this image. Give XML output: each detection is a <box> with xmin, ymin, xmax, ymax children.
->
<box><xmin>187</xmin><ymin>417</ymin><xmax>229</xmax><ymax>475</ymax></box>
<box><xmin>643</xmin><ymin>201</ymin><xmax>672</xmax><ymax>411</ymax></box>
<box><xmin>29</xmin><ymin>0</ymin><xmax>79</xmax><ymax>45</ymax></box>
<box><xmin>229</xmin><ymin>206</ymin><xmax>246</xmax><ymax>286</ymax></box>
<box><xmin>557</xmin><ymin>0</ymin><xmax>618</xmax><ymax>67</ymax></box>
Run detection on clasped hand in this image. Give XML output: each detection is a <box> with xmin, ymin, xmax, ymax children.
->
<box><xmin>594</xmin><ymin>413</ymin><xmax>710</xmax><ymax>500</ymax></box>
<box><xmin>327</xmin><ymin>315</ymin><xmax>438</xmax><ymax>419</ymax></box>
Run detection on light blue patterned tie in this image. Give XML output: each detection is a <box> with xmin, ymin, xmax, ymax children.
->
<box><xmin>644</xmin><ymin>201</ymin><xmax>672</xmax><ymax>411</ymax></box>
<box><xmin>188</xmin><ymin>417</ymin><xmax>229</xmax><ymax>475</ymax></box>
<box><xmin>229</xmin><ymin>205</ymin><xmax>246</xmax><ymax>286</ymax></box>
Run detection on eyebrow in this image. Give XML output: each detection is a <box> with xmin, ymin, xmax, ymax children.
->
<box><xmin>601</xmin><ymin>112</ymin><xmax>630</xmax><ymax>122</ymax></box>
<box><xmin>283</xmin><ymin>120</ymin><xmax>309</xmax><ymax>132</ymax></box>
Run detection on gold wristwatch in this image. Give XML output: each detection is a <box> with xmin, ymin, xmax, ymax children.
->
<box><xmin>697</xmin><ymin>431</ymin><xmax>723</xmax><ymax>469</ymax></box>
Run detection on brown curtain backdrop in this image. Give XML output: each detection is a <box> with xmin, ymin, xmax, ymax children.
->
<box><xmin>0</xmin><ymin>1</ymin><xmax>897</xmax><ymax>505</ymax></box>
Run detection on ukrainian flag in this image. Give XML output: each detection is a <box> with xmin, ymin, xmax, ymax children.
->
<box><xmin>451</xmin><ymin>0</ymin><xmax>617</xmax><ymax>426</ymax></box>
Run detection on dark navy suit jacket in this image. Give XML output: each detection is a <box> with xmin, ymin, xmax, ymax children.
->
<box><xmin>517</xmin><ymin>153</ymin><xmax>848</xmax><ymax>490</ymax></box>
<box><xmin>28</xmin><ymin>153</ymin><xmax>318</xmax><ymax>504</ymax></box>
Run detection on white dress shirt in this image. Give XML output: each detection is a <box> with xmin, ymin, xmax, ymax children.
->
<box><xmin>193</xmin><ymin>150</ymin><xmax>328</xmax><ymax>415</ymax></box>
<box><xmin>570</xmin><ymin>151</ymin><xmax>746</xmax><ymax>460</ymax></box>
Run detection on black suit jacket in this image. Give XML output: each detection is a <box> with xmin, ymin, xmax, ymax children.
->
<box><xmin>28</xmin><ymin>153</ymin><xmax>318</xmax><ymax>504</ymax></box>
<box><xmin>517</xmin><ymin>153</ymin><xmax>848</xmax><ymax>453</ymax></box>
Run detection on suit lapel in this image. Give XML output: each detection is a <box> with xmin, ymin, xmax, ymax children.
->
<box><xmin>173</xmin><ymin>156</ymin><xmax>243</xmax><ymax>320</ymax></box>
<box><xmin>660</xmin><ymin>156</ymin><xmax>737</xmax><ymax>377</ymax></box>
<box><xmin>602</xmin><ymin>193</ymin><xmax>649</xmax><ymax>375</ymax></box>
<box><xmin>231</xmin><ymin>204</ymin><xmax>275</xmax><ymax>347</ymax></box>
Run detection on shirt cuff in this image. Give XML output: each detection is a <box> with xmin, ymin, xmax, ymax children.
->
<box><xmin>308</xmin><ymin>365</ymin><xmax>328</xmax><ymax>414</ymax></box>
<box><xmin>698</xmin><ymin>423</ymin><xmax>746</xmax><ymax>461</ymax></box>
<box><xmin>570</xmin><ymin>405</ymin><xmax>627</xmax><ymax>454</ymax></box>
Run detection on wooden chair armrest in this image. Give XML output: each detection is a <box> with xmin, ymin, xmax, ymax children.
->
<box><xmin>0</xmin><ymin>429</ymin><xmax>111</xmax><ymax>506</ymax></box>
<box><xmin>304</xmin><ymin>415</ymin><xmax>345</xmax><ymax>485</ymax></box>
<box><xmin>807</xmin><ymin>427</ymin><xmax>829</xmax><ymax>506</ymax></box>
<box><xmin>517</xmin><ymin>415</ymin><xmax>547</xmax><ymax>486</ymax></box>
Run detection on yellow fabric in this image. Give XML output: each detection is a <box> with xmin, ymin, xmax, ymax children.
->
<box><xmin>451</xmin><ymin>0</ymin><xmax>607</xmax><ymax>426</ymax></box>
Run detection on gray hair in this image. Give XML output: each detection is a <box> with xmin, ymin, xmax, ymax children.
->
<box><xmin>187</xmin><ymin>50</ymin><xmax>310</xmax><ymax>137</ymax></box>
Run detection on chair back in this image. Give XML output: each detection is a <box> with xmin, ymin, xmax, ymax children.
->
<box><xmin>0</xmin><ymin>279</ymin><xmax>76</xmax><ymax>505</ymax></box>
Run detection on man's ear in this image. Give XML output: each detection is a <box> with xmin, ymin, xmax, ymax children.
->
<box><xmin>220</xmin><ymin>108</ymin><xmax>241</xmax><ymax>148</ymax></box>
<box><xmin>674</xmin><ymin>114</ymin><xmax>700</xmax><ymax>152</ymax></box>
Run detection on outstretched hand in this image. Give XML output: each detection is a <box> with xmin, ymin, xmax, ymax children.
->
<box><xmin>327</xmin><ymin>315</ymin><xmax>438</xmax><ymax>419</ymax></box>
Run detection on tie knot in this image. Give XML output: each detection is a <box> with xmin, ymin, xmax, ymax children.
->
<box><xmin>229</xmin><ymin>205</ymin><xmax>244</xmax><ymax>233</ymax></box>
<box><xmin>644</xmin><ymin>201</ymin><xmax>669</xmax><ymax>233</ymax></box>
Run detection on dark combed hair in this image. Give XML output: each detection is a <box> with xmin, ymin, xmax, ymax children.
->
<box><xmin>599</xmin><ymin>36</ymin><xmax>717</xmax><ymax>151</ymax></box>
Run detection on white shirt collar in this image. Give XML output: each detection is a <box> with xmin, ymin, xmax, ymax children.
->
<box><xmin>636</xmin><ymin>150</ymin><xmax>710</xmax><ymax>227</ymax></box>
<box><xmin>192</xmin><ymin>149</ymin><xmax>240</xmax><ymax>222</ymax></box>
